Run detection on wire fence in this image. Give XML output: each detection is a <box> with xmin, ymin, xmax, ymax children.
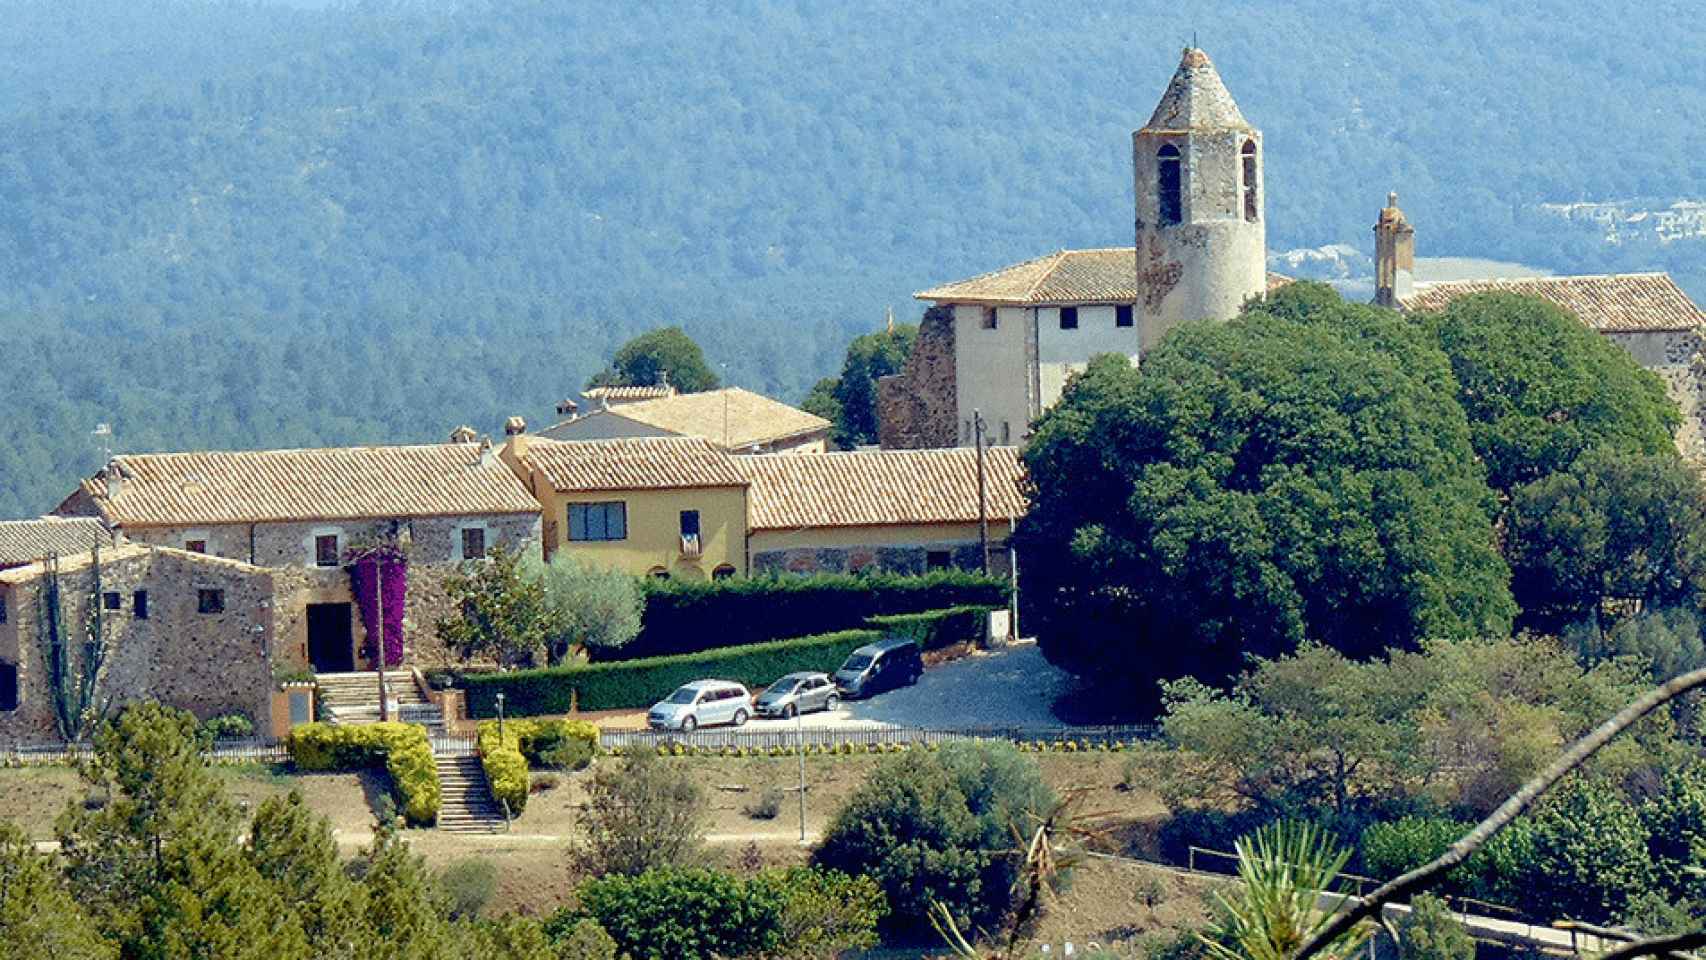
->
<box><xmin>2</xmin><ymin>737</ymin><xmax>290</xmax><ymax>765</ymax></box>
<box><xmin>599</xmin><ymin>722</ymin><xmax>1161</xmax><ymax>751</ymax></box>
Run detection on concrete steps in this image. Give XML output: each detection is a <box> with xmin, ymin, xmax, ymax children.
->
<box><xmin>435</xmin><ymin>754</ymin><xmax>507</xmax><ymax>834</ymax></box>
<box><xmin>315</xmin><ymin>671</ymin><xmax>442</xmax><ymax>731</ymax></box>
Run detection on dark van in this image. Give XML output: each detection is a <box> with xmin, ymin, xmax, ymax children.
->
<box><xmin>833</xmin><ymin>637</ymin><xmax>923</xmax><ymax>699</ymax></box>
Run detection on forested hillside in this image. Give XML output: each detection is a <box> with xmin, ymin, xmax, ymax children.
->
<box><xmin>2</xmin><ymin>0</ymin><xmax>1704</xmax><ymax>517</ymax></box>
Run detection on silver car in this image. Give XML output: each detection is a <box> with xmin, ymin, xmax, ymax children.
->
<box><xmin>647</xmin><ymin>680</ymin><xmax>752</xmax><ymax>732</ymax></box>
<box><xmin>755</xmin><ymin>672</ymin><xmax>840</xmax><ymax>719</ymax></box>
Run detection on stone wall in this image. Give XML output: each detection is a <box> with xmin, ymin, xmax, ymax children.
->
<box><xmin>877</xmin><ymin>305</ymin><xmax>958</xmax><ymax>449</ymax></box>
<box><xmin>1604</xmin><ymin>329</ymin><xmax>1706</xmax><ymax>460</ymax></box>
<box><xmin>0</xmin><ymin>546</ymin><xmax>276</xmax><ymax>743</ymax></box>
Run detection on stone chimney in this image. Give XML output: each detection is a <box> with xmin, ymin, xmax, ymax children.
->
<box><xmin>555</xmin><ymin>398</ymin><xmax>578</xmax><ymax>417</ymax></box>
<box><xmin>504</xmin><ymin>416</ymin><xmax>527</xmax><ymax>436</ymax></box>
<box><xmin>102</xmin><ymin>459</ymin><xmax>125</xmax><ymax>500</ymax></box>
<box><xmin>449</xmin><ymin>425</ymin><xmax>478</xmax><ymax>444</ymax></box>
<box><xmin>1374</xmin><ymin>191</ymin><xmax>1416</xmax><ymax>308</ymax></box>
<box><xmin>478</xmin><ymin>436</ymin><xmax>498</xmax><ymax>468</ymax></box>
<box><xmin>502</xmin><ymin>416</ymin><xmax>530</xmax><ymax>460</ymax></box>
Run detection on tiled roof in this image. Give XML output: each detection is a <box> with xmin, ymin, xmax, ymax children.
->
<box><xmin>583</xmin><ymin>385</ymin><xmax>676</xmax><ymax>403</ymax></box>
<box><xmin>1401</xmin><ymin>273</ymin><xmax>1704</xmax><ymax>333</ymax></box>
<box><xmin>737</xmin><ymin>447</ymin><xmax>1028</xmax><ymax>531</ymax></box>
<box><xmin>521</xmin><ymin>437</ymin><xmax>748</xmax><ymax>492</ymax></box>
<box><xmin>541</xmin><ymin>388</ymin><xmax>830</xmax><ymax>450</ymax></box>
<box><xmin>0</xmin><ymin>543</ymin><xmax>265</xmax><ymax>585</ymax></box>
<box><xmin>917</xmin><ymin>249</ymin><xmax>1290</xmax><ymax>307</ymax></box>
<box><xmin>1142</xmin><ymin>47</ymin><xmax>1254</xmax><ymax>133</ymax></box>
<box><xmin>74</xmin><ymin>444</ymin><xmax>540</xmax><ymax>527</ymax></box>
<box><xmin>0</xmin><ymin>517</ymin><xmax>113</xmax><ymax>567</ymax></box>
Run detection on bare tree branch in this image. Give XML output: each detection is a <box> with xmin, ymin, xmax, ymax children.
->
<box><xmin>1591</xmin><ymin>930</ymin><xmax>1706</xmax><ymax>960</ymax></box>
<box><xmin>1295</xmin><ymin>665</ymin><xmax>1706</xmax><ymax>960</ymax></box>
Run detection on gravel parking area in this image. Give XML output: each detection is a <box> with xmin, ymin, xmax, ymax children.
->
<box><xmin>738</xmin><ymin>642</ymin><xmax>1074</xmax><ymax>732</ymax></box>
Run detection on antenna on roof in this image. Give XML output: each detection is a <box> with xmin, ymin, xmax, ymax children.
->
<box><xmin>92</xmin><ymin>423</ymin><xmax>113</xmax><ymax>463</ymax></box>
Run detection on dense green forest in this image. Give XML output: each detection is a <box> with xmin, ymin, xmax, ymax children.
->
<box><xmin>1</xmin><ymin>0</ymin><xmax>1703</xmax><ymax>517</ymax></box>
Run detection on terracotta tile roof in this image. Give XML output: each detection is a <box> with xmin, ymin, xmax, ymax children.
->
<box><xmin>521</xmin><ymin>437</ymin><xmax>748</xmax><ymax>492</ymax></box>
<box><xmin>74</xmin><ymin>444</ymin><xmax>540</xmax><ymax>527</ymax></box>
<box><xmin>541</xmin><ymin>387</ymin><xmax>830</xmax><ymax>450</ymax></box>
<box><xmin>1401</xmin><ymin>273</ymin><xmax>1704</xmax><ymax>333</ymax></box>
<box><xmin>0</xmin><ymin>517</ymin><xmax>113</xmax><ymax>567</ymax></box>
<box><xmin>583</xmin><ymin>385</ymin><xmax>676</xmax><ymax>403</ymax></box>
<box><xmin>918</xmin><ymin>250</ymin><xmax>1291</xmax><ymax>308</ymax></box>
<box><xmin>0</xmin><ymin>542</ymin><xmax>265</xmax><ymax>585</ymax></box>
<box><xmin>737</xmin><ymin>447</ymin><xmax>1028</xmax><ymax>531</ymax></box>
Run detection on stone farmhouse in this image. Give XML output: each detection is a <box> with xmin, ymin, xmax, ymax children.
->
<box><xmin>538</xmin><ymin>385</ymin><xmax>831</xmax><ymax>454</ymax></box>
<box><xmin>881</xmin><ymin>47</ymin><xmax>1706</xmax><ymax>456</ymax></box>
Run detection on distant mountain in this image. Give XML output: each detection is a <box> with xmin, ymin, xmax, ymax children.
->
<box><xmin>1</xmin><ymin>0</ymin><xmax>1703</xmax><ymax>517</ymax></box>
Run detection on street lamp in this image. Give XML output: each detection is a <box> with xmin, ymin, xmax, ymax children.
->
<box><xmin>796</xmin><ymin>703</ymin><xmax>807</xmax><ymax>844</ymax></box>
<box><xmin>496</xmin><ymin>692</ymin><xmax>506</xmax><ymax>741</ymax></box>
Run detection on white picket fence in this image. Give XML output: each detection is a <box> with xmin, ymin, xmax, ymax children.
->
<box><xmin>1</xmin><ymin>737</ymin><xmax>289</xmax><ymax>765</ymax></box>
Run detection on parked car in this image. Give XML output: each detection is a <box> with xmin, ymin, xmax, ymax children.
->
<box><xmin>833</xmin><ymin>638</ymin><xmax>923</xmax><ymax>699</ymax></box>
<box><xmin>647</xmin><ymin>680</ymin><xmax>752</xmax><ymax>732</ymax></box>
<box><xmin>755</xmin><ymin>672</ymin><xmax>840</xmax><ymax>718</ymax></box>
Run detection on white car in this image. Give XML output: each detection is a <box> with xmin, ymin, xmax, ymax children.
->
<box><xmin>647</xmin><ymin>679</ymin><xmax>752</xmax><ymax>732</ymax></box>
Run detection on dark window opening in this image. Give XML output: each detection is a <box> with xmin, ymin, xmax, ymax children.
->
<box><xmin>1001</xmin><ymin>421</ymin><xmax>1011</xmax><ymax>444</ymax></box>
<box><xmin>198</xmin><ymin>589</ymin><xmax>225</xmax><ymax>614</ymax></box>
<box><xmin>569</xmin><ymin>502</ymin><xmax>628</xmax><ymax>542</ymax></box>
<box><xmin>133</xmin><ymin>590</ymin><xmax>149</xmax><ymax>620</ymax></box>
<box><xmin>926</xmin><ymin>550</ymin><xmax>953</xmax><ymax>571</ymax></box>
<box><xmin>679</xmin><ymin>510</ymin><xmax>701</xmax><ymax>538</ymax></box>
<box><xmin>648</xmin><ymin>567</ymin><xmax>670</xmax><ymax>580</ymax></box>
<box><xmin>185</xmin><ymin>539</ymin><xmax>207</xmax><ymax>554</ymax></box>
<box><xmin>1116</xmin><ymin>304</ymin><xmax>1134</xmax><ymax>328</ymax></box>
<box><xmin>0</xmin><ymin>594</ymin><xmax>7</xmax><ymax>624</ymax></box>
<box><xmin>102</xmin><ymin>592</ymin><xmax>121</xmax><ymax>610</ymax></box>
<box><xmin>1158</xmin><ymin>143</ymin><xmax>1183</xmax><ymax>225</ymax></box>
<box><xmin>1241</xmin><ymin>140</ymin><xmax>1259</xmax><ymax>222</ymax></box>
<box><xmin>314</xmin><ymin>534</ymin><xmax>340</xmax><ymax>567</ymax></box>
<box><xmin>0</xmin><ymin>662</ymin><xmax>16</xmax><ymax>711</ymax></box>
<box><xmin>1059</xmin><ymin>306</ymin><xmax>1079</xmax><ymax>330</ymax></box>
<box><xmin>981</xmin><ymin>307</ymin><xmax>998</xmax><ymax>330</ymax></box>
<box><xmin>461</xmin><ymin>527</ymin><xmax>487</xmax><ymax>560</ymax></box>
<box><xmin>713</xmin><ymin>564</ymin><xmax>737</xmax><ymax>581</ymax></box>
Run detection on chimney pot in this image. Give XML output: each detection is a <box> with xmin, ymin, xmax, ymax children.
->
<box><xmin>504</xmin><ymin>416</ymin><xmax>527</xmax><ymax>436</ymax></box>
<box><xmin>449</xmin><ymin>425</ymin><xmax>478</xmax><ymax>444</ymax></box>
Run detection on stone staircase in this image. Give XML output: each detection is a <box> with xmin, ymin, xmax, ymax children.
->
<box><xmin>435</xmin><ymin>754</ymin><xmax>508</xmax><ymax>834</ymax></box>
<box><xmin>314</xmin><ymin>671</ymin><xmax>443</xmax><ymax>732</ymax></box>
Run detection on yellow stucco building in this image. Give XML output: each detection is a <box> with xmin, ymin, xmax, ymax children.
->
<box><xmin>502</xmin><ymin>434</ymin><xmax>749</xmax><ymax>581</ymax></box>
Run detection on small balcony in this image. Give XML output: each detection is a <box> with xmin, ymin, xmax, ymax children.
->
<box><xmin>679</xmin><ymin>533</ymin><xmax>702</xmax><ymax>560</ymax></box>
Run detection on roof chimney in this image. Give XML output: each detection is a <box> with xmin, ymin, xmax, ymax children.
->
<box><xmin>102</xmin><ymin>459</ymin><xmax>125</xmax><ymax>501</ymax></box>
<box><xmin>555</xmin><ymin>398</ymin><xmax>579</xmax><ymax>417</ymax></box>
<box><xmin>1374</xmin><ymin>191</ymin><xmax>1416</xmax><ymax>309</ymax></box>
<box><xmin>449</xmin><ymin>425</ymin><xmax>478</xmax><ymax>444</ymax></box>
<box><xmin>478</xmin><ymin>436</ymin><xmax>498</xmax><ymax>467</ymax></box>
<box><xmin>504</xmin><ymin>416</ymin><xmax>527</xmax><ymax>436</ymax></box>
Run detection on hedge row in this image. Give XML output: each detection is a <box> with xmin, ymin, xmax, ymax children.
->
<box><xmin>866</xmin><ymin>605</ymin><xmax>997</xmax><ymax>651</ymax></box>
<box><xmin>287</xmin><ymin>722</ymin><xmax>440</xmax><ymax>825</ymax></box>
<box><xmin>475</xmin><ymin>718</ymin><xmax>599</xmax><ymax>814</ymax></box>
<box><xmin>464</xmin><ymin>628</ymin><xmax>884</xmax><ymax>716</ymax></box>
<box><xmin>608</xmin><ymin>570</ymin><xmax>1009</xmax><ymax>661</ymax></box>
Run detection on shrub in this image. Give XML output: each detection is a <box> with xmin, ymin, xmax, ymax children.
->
<box><xmin>287</xmin><ymin>722</ymin><xmax>440</xmax><ymax>825</ymax></box>
<box><xmin>1395</xmin><ymin>894</ymin><xmax>1475</xmax><ymax>960</ymax></box>
<box><xmin>866</xmin><ymin>604</ymin><xmax>998</xmax><ymax>650</ymax></box>
<box><xmin>541</xmin><ymin>916</ymin><xmax>620</xmax><ymax>960</ymax></box>
<box><xmin>814</xmin><ymin>740</ymin><xmax>1055</xmax><ymax>932</ymax></box>
<box><xmin>1360</xmin><ymin>816</ymin><xmax>1468</xmax><ymax>884</ymax></box>
<box><xmin>619</xmin><ymin>570</ymin><xmax>1009</xmax><ymax>660</ymax></box>
<box><xmin>475</xmin><ymin>718</ymin><xmax>600</xmax><ymax>815</ymax></box>
<box><xmin>199</xmin><ymin>712</ymin><xmax>255</xmax><ymax>741</ymax></box>
<box><xmin>577</xmin><ymin>867</ymin><xmax>783</xmax><ymax>960</ymax></box>
<box><xmin>463</xmin><ymin>628</ymin><xmax>883</xmax><ymax>716</ymax></box>
<box><xmin>573</xmin><ymin>750</ymin><xmax>706</xmax><ymax>877</ymax></box>
<box><xmin>438</xmin><ymin>857</ymin><xmax>499</xmax><ymax>920</ymax></box>
<box><xmin>539</xmin><ymin>737</ymin><xmax>595</xmax><ymax>772</ymax></box>
<box><xmin>744</xmin><ymin>787</ymin><xmax>783</xmax><ymax>820</ymax></box>
<box><xmin>752</xmin><ymin>866</ymin><xmax>888</xmax><ymax>959</ymax></box>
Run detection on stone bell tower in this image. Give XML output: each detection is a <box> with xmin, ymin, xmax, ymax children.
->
<box><xmin>1132</xmin><ymin>48</ymin><xmax>1267</xmax><ymax>354</ymax></box>
<box><xmin>1373</xmin><ymin>192</ymin><xmax>1416</xmax><ymax>308</ymax></box>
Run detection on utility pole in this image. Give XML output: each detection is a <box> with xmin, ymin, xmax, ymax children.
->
<box><xmin>974</xmin><ymin>409</ymin><xmax>989</xmax><ymax>575</ymax></box>
<box><xmin>796</xmin><ymin>706</ymin><xmax>808</xmax><ymax>844</ymax></box>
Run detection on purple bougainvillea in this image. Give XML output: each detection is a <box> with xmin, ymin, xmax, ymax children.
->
<box><xmin>347</xmin><ymin>545</ymin><xmax>408</xmax><ymax>667</ymax></box>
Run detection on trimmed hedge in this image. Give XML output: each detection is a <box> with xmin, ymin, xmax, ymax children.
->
<box><xmin>288</xmin><ymin>722</ymin><xmax>440</xmax><ymax>825</ymax></box>
<box><xmin>866</xmin><ymin>605</ymin><xmax>997</xmax><ymax>651</ymax></box>
<box><xmin>476</xmin><ymin>718</ymin><xmax>600</xmax><ymax>814</ymax></box>
<box><xmin>465</xmin><ymin>628</ymin><xmax>883</xmax><ymax>716</ymax></box>
<box><xmin>608</xmin><ymin>571</ymin><xmax>1009</xmax><ymax>661</ymax></box>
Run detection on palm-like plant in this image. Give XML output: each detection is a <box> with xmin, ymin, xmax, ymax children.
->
<box><xmin>1203</xmin><ymin>821</ymin><xmax>1374</xmax><ymax>960</ymax></box>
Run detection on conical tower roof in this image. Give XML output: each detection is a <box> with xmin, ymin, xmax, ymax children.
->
<box><xmin>1141</xmin><ymin>47</ymin><xmax>1253</xmax><ymax>133</ymax></box>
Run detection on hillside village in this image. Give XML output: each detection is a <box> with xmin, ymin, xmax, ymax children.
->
<box><xmin>2</xmin><ymin>44</ymin><xmax>1704</xmax><ymax>960</ymax></box>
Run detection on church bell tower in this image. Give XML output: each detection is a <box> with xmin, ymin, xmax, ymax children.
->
<box><xmin>1132</xmin><ymin>48</ymin><xmax>1267</xmax><ymax>354</ymax></box>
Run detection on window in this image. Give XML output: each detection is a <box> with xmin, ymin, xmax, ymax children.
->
<box><xmin>1241</xmin><ymin>140</ymin><xmax>1259</xmax><ymax>222</ymax></box>
<box><xmin>962</xmin><ymin>420</ymin><xmax>972</xmax><ymax>444</ymax></box>
<box><xmin>712</xmin><ymin>564</ymin><xmax>737</xmax><ymax>581</ymax></box>
<box><xmin>1059</xmin><ymin>306</ymin><xmax>1079</xmax><ymax>330</ymax></box>
<box><xmin>102</xmin><ymin>592</ymin><xmax>121</xmax><ymax>610</ymax></box>
<box><xmin>926</xmin><ymin>550</ymin><xmax>952</xmax><ymax>571</ymax></box>
<box><xmin>314</xmin><ymin>534</ymin><xmax>340</xmax><ymax>567</ymax></box>
<box><xmin>679</xmin><ymin>510</ymin><xmax>700</xmax><ymax>538</ymax></box>
<box><xmin>198</xmin><ymin>589</ymin><xmax>225</xmax><ymax>614</ymax></box>
<box><xmin>1158</xmin><ymin>143</ymin><xmax>1183</xmax><ymax>225</ymax></box>
<box><xmin>981</xmin><ymin>307</ymin><xmax>998</xmax><ymax>330</ymax></box>
<box><xmin>569</xmin><ymin>502</ymin><xmax>627</xmax><ymax>542</ymax></box>
<box><xmin>0</xmin><ymin>594</ymin><xmax>7</xmax><ymax>624</ymax></box>
<box><xmin>461</xmin><ymin>527</ymin><xmax>487</xmax><ymax>560</ymax></box>
<box><xmin>0</xmin><ymin>662</ymin><xmax>15</xmax><ymax>712</ymax></box>
<box><xmin>184</xmin><ymin>539</ymin><xmax>208</xmax><ymax>554</ymax></box>
<box><xmin>133</xmin><ymin>590</ymin><xmax>149</xmax><ymax>620</ymax></box>
<box><xmin>1116</xmin><ymin>304</ymin><xmax>1134</xmax><ymax>328</ymax></box>
<box><xmin>647</xmin><ymin>567</ymin><xmax>670</xmax><ymax>580</ymax></box>
<box><xmin>1001</xmin><ymin>421</ymin><xmax>1011</xmax><ymax>444</ymax></box>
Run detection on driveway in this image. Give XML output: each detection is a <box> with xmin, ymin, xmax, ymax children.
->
<box><xmin>738</xmin><ymin>642</ymin><xmax>1074</xmax><ymax>732</ymax></box>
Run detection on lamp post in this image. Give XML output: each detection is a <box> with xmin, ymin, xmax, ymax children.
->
<box><xmin>796</xmin><ymin>703</ymin><xmax>808</xmax><ymax>844</ymax></box>
<box><xmin>496</xmin><ymin>692</ymin><xmax>506</xmax><ymax>742</ymax></box>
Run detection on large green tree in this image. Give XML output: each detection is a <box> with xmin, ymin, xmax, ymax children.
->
<box><xmin>1018</xmin><ymin>283</ymin><xmax>1514</xmax><ymax>701</ymax></box>
<box><xmin>802</xmin><ymin>325</ymin><xmax>917</xmax><ymax>448</ymax></box>
<box><xmin>588</xmin><ymin>327</ymin><xmax>720</xmax><ymax>394</ymax></box>
<box><xmin>1425</xmin><ymin>292</ymin><xmax>1680</xmax><ymax>492</ymax></box>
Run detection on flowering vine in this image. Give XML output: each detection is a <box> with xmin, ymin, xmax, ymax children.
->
<box><xmin>345</xmin><ymin>540</ymin><xmax>408</xmax><ymax>667</ymax></box>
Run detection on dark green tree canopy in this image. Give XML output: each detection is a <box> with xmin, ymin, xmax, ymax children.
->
<box><xmin>1018</xmin><ymin>283</ymin><xmax>1514</xmax><ymax>700</ymax></box>
<box><xmin>1426</xmin><ymin>292</ymin><xmax>1680</xmax><ymax>492</ymax></box>
<box><xmin>803</xmin><ymin>326</ymin><xmax>917</xmax><ymax>449</ymax></box>
<box><xmin>588</xmin><ymin>327</ymin><xmax>720</xmax><ymax>394</ymax></box>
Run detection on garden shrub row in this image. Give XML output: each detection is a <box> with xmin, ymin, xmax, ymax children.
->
<box><xmin>866</xmin><ymin>604</ymin><xmax>998</xmax><ymax>651</ymax></box>
<box><xmin>464</xmin><ymin>628</ymin><xmax>884</xmax><ymax>716</ymax></box>
<box><xmin>609</xmin><ymin>570</ymin><xmax>1009</xmax><ymax>661</ymax></box>
<box><xmin>287</xmin><ymin>722</ymin><xmax>440</xmax><ymax>825</ymax></box>
<box><xmin>475</xmin><ymin>717</ymin><xmax>600</xmax><ymax>814</ymax></box>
